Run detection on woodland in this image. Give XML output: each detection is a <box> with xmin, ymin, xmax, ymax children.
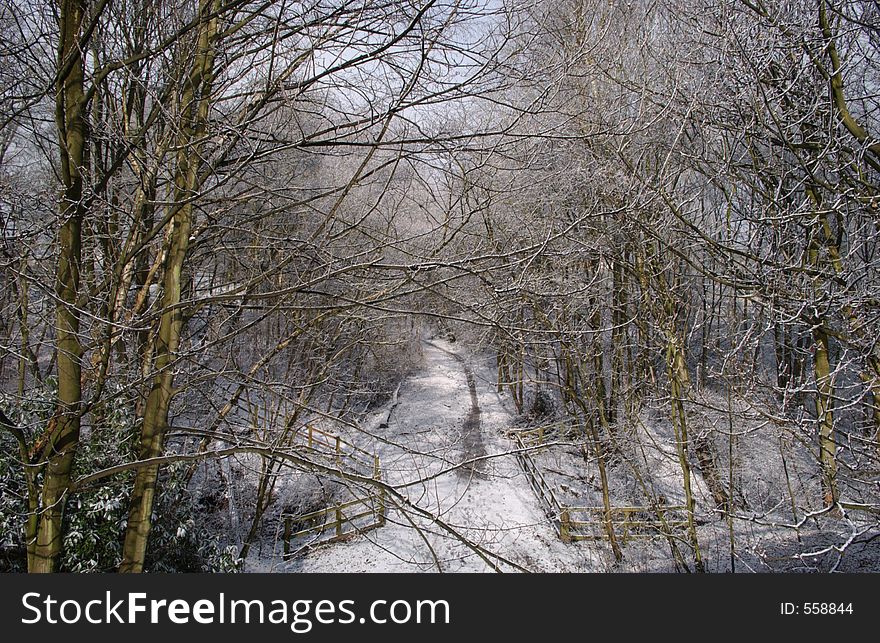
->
<box><xmin>0</xmin><ymin>0</ymin><xmax>879</xmax><ymax>572</ymax></box>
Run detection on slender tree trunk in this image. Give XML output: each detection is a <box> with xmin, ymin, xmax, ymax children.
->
<box><xmin>813</xmin><ymin>325</ymin><xmax>838</xmax><ymax>507</ymax></box>
<box><xmin>496</xmin><ymin>350</ymin><xmax>505</xmax><ymax>394</ymax></box>
<box><xmin>571</xmin><ymin>382</ymin><xmax>623</xmax><ymax>563</ymax></box>
<box><xmin>17</xmin><ymin>258</ymin><xmax>37</xmax><ymax>396</ymax></box>
<box><xmin>610</xmin><ymin>258</ymin><xmax>627</xmax><ymax>424</ymax></box>
<box><xmin>585</xmin><ymin>426</ymin><xmax>622</xmax><ymax>563</ymax></box>
<box><xmin>29</xmin><ymin>0</ymin><xmax>88</xmax><ymax>573</ymax></box>
<box><xmin>120</xmin><ymin>0</ymin><xmax>220</xmax><ymax>572</ymax></box>
<box><xmin>240</xmin><ymin>457</ymin><xmax>273</xmax><ymax>560</ymax></box>
<box><xmin>666</xmin><ymin>328</ymin><xmax>705</xmax><ymax>573</ymax></box>
<box><xmin>118</xmin><ymin>212</ymin><xmax>191</xmax><ymax>572</ymax></box>
<box><xmin>806</xmin><ymin>202</ymin><xmax>839</xmax><ymax>508</ymax></box>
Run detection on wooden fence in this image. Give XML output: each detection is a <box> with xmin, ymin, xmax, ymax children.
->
<box><xmin>280</xmin><ymin>424</ymin><xmax>387</xmax><ymax>557</ymax></box>
<box><xmin>559</xmin><ymin>505</ymin><xmax>689</xmax><ymax>543</ymax></box>
<box><xmin>293</xmin><ymin>424</ymin><xmax>379</xmax><ymax>478</ymax></box>
<box><xmin>512</xmin><ymin>428</ymin><xmax>563</xmax><ymax>523</ymax></box>
<box><xmin>282</xmin><ymin>493</ymin><xmax>386</xmax><ymax>559</ymax></box>
<box><xmin>511</xmin><ymin>427</ymin><xmax>688</xmax><ymax>544</ymax></box>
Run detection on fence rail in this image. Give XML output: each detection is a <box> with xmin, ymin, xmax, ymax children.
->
<box><xmin>281</xmin><ymin>493</ymin><xmax>386</xmax><ymax>558</ymax></box>
<box><xmin>512</xmin><ymin>431</ymin><xmax>562</xmax><ymax>523</ymax></box>
<box><xmin>510</xmin><ymin>427</ymin><xmax>689</xmax><ymax>545</ymax></box>
<box><xmin>292</xmin><ymin>424</ymin><xmax>378</xmax><ymax>477</ymax></box>
<box><xmin>561</xmin><ymin>505</ymin><xmax>689</xmax><ymax>543</ymax></box>
<box><xmin>279</xmin><ymin>424</ymin><xmax>387</xmax><ymax>557</ymax></box>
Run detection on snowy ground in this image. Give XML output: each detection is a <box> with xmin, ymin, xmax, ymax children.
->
<box><xmin>240</xmin><ymin>339</ymin><xmax>880</xmax><ymax>573</ymax></box>
<box><xmin>247</xmin><ymin>339</ymin><xmax>601</xmax><ymax>572</ymax></box>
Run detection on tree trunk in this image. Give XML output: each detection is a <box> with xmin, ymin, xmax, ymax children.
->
<box><xmin>813</xmin><ymin>326</ymin><xmax>838</xmax><ymax>507</ymax></box>
<box><xmin>29</xmin><ymin>0</ymin><xmax>88</xmax><ymax>573</ymax></box>
<box><xmin>120</xmin><ymin>0</ymin><xmax>220</xmax><ymax>572</ymax></box>
<box><xmin>666</xmin><ymin>329</ymin><xmax>705</xmax><ymax>573</ymax></box>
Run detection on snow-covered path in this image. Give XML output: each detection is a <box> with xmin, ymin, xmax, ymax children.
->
<box><xmin>284</xmin><ymin>340</ymin><xmax>596</xmax><ymax>572</ymax></box>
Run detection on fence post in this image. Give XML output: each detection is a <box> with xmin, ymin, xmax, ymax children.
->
<box><xmin>560</xmin><ymin>508</ymin><xmax>572</xmax><ymax>543</ymax></box>
<box><xmin>335</xmin><ymin>506</ymin><xmax>343</xmax><ymax>538</ymax></box>
<box><xmin>283</xmin><ymin>516</ymin><xmax>292</xmax><ymax>560</ymax></box>
<box><xmin>373</xmin><ymin>455</ymin><xmax>386</xmax><ymax>526</ymax></box>
<box><xmin>308</xmin><ymin>425</ymin><xmax>313</xmax><ymax>449</ymax></box>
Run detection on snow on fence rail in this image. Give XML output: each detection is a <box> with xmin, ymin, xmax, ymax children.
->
<box><xmin>511</xmin><ymin>427</ymin><xmax>688</xmax><ymax>544</ymax></box>
<box><xmin>280</xmin><ymin>424</ymin><xmax>386</xmax><ymax>557</ymax></box>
